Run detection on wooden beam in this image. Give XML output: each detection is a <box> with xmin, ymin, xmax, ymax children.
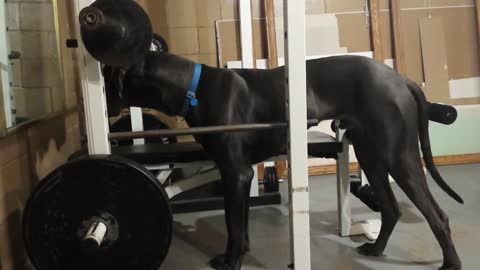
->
<box><xmin>303</xmin><ymin>153</ymin><xmax>480</xmax><ymax>177</ymax></box>
<box><xmin>264</xmin><ymin>0</ymin><xmax>278</xmax><ymax>68</ymax></box>
<box><xmin>368</xmin><ymin>0</ymin><xmax>384</xmax><ymax>62</ymax></box>
<box><xmin>475</xmin><ymin>1</ymin><xmax>480</xmax><ymax>47</ymax></box>
<box><xmin>390</xmin><ymin>0</ymin><xmax>406</xmax><ymax>75</ymax></box>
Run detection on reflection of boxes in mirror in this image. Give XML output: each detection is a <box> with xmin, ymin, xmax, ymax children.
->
<box><xmin>6</xmin><ymin>0</ymin><xmax>62</xmax><ymax>123</ymax></box>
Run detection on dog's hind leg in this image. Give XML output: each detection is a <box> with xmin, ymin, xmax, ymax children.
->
<box><xmin>389</xmin><ymin>152</ymin><xmax>461</xmax><ymax>270</ymax></box>
<box><xmin>209</xmin><ymin>162</ymin><xmax>254</xmax><ymax>270</ymax></box>
<box><xmin>348</xmin><ymin>128</ymin><xmax>401</xmax><ymax>256</ymax></box>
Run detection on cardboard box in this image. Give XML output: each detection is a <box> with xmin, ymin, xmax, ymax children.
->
<box><xmin>216</xmin><ymin>19</ymin><xmax>267</xmax><ymax>67</ymax></box>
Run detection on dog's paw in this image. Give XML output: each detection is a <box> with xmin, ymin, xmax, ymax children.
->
<box><xmin>356</xmin><ymin>243</ymin><xmax>383</xmax><ymax>257</ymax></box>
<box><xmin>438</xmin><ymin>264</ymin><xmax>461</xmax><ymax>270</ymax></box>
<box><xmin>209</xmin><ymin>254</ymin><xmax>231</xmax><ymax>270</ymax></box>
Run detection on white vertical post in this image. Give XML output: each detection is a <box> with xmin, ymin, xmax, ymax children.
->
<box><xmin>239</xmin><ymin>0</ymin><xmax>260</xmax><ymax>197</ymax></box>
<box><xmin>284</xmin><ymin>0</ymin><xmax>311</xmax><ymax>269</ymax></box>
<box><xmin>239</xmin><ymin>0</ymin><xmax>254</xmax><ymax>69</ymax></box>
<box><xmin>74</xmin><ymin>0</ymin><xmax>111</xmax><ymax>155</ymax></box>
<box><xmin>336</xmin><ymin>128</ymin><xmax>352</xmax><ymax>236</ymax></box>
<box><xmin>130</xmin><ymin>106</ymin><xmax>145</xmax><ymax>145</ymax></box>
<box><xmin>0</xmin><ymin>1</ymin><xmax>13</xmax><ymax>128</ymax></box>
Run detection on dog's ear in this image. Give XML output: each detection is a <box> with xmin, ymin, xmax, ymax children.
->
<box><xmin>103</xmin><ymin>66</ymin><xmax>126</xmax><ymax>116</ymax></box>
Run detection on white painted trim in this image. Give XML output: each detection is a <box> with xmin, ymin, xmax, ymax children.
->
<box><xmin>0</xmin><ymin>1</ymin><xmax>13</xmax><ymax>128</ymax></box>
<box><xmin>130</xmin><ymin>107</ymin><xmax>145</xmax><ymax>145</ymax></box>
<box><xmin>321</xmin><ymin>5</ymin><xmax>475</xmax><ymax>15</ymax></box>
<box><xmin>74</xmin><ymin>0</ymin><xmax>111</xmax><ymax>155</ymax></box>
<box><xmin>449</xmin><ymin>77</ymin><xmax>480</xmax><ymax>99</ymax></box>
<box><xmin>239</xmin><ymin>0</ymin><xmax>255</xmax><ymax>68</ymax></box>
<box><xmin>284</xmin><ymin>0</ymin><xmax>311</xmax><ymax>268</ymax></box>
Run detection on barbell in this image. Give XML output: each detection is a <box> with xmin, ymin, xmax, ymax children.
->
<box><xmin>23</xmin><ymin>118</ymin><xmax>320</xmax><ymax>269</ymax></box>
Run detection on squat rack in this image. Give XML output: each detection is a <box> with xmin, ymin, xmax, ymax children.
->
<box><xmin>73</xmin><ymin>0</ymin><xmax>383</xmax><ymax>269</ymax></box>
<box><xmin>73</xmin><ymin>0</ymin><xmax>312</xmax><ymax>268</ymax></box>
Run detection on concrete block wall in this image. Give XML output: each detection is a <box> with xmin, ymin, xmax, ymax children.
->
<box><xmin>1</xmin><ymin>0</ymin><xmax>83</xmax><ymax>268</ymax></box>
<box><xmin>6</xmin><ymin>0</ymin><xmax>63</xmax><ymax>121</ymax></box>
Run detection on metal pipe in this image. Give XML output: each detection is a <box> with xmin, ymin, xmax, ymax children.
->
<box><xmin>109</xmin><ymin>120</ymin><xmax>319</xmax><ymax>141</ymax></box>
<box><xmin>82</xmin><ymin>222</ymin><xmax>108</xmax><ymax>249</ymax></box>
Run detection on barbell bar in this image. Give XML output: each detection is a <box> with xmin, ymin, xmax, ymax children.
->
<box><xmin>109</xmin><ymin>119</ymin><xmax>320</xmax><ymax>141</ymax></box>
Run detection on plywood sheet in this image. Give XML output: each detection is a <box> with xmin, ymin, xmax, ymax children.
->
<box><xmin>324</xmin><ymin>0</ymin><xmax>363</xmax><ymax>13</ymax></box>
<box><xmin>402</xmin><ymin>7</ymin><xmax>480</xmax><ymax>83</ymax></box>
<box><xmin>216</xmin><ymin>19</ymin><xmax>267</xmax><ymax>68</ymax></box>
<box><xmin>336</xmin><ymin>13</ymin><xmax>371</xmax><ymax>52</ymax></box>
<box><xmin>275</xmin><ymin>14</ymin><xmax>347</xmax><ymax>58</ymax></box>
<box><xmin>419</xmin><ymin>17</ymin><xmax>450</xmax><ymax>103</ymax></box>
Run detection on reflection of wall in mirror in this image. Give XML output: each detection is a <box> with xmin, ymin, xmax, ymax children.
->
<box><xmin>6</xmin><ymin>0</ymin><xmax>61</xmax><ymax>125</ymax></box>
<box><xmin>0</xmin><ymin>0</ymin><xmax>13</xmax><ymax>128</ymax></box>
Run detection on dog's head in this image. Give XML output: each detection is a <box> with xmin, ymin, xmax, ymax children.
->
<box><xmin>103</xmin><ymin>54</ymin><xmax>189</xmax><ymax>117</ymax></box>
<box><xmin>102</xmin><ymin>35</ymin><xmax>171</xmax><ymax>117</ymax></box>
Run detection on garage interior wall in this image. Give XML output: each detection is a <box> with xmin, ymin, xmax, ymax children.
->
<box><xmin>0</xmin><ymin>0</ymin><xmax>83</xmax><ymax>269</ymax></box>
<box><xmin>1</xmin><ymin>0</ymin><xmax>479</xmax><ymax>267</ymax></box>
<box><xmin>141</xmin><ymin>0</ymin><xmax>480</xmax><ymax>160</ymax></box>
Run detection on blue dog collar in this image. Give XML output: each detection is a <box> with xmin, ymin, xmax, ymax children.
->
<box><xmin>180</xmin><ymin>63</ymin><xmax>202</xmax><ymax>117</ymax></box>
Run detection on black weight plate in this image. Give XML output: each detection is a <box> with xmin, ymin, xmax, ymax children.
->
<box><xmin>23</xmin><ymin>155</ymin><xmax>172</xmax><ymax>270</ymax></box>
<box><xmin>151</xmin><ymin>33</ymin><xmax>169</xmax><ymax>53</ymax></box>
<box><xmin>264</xmin><ymin>166</ymin><xmax>279</xmax><ymax>193</ymax></box>
<box><xmin>80</xmin><ymin>0</ymin><xmax>153</xmax><ymax>67</ymax></box>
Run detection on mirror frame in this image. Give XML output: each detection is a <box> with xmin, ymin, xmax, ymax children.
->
<box><xmin>0</xmin><ymin>0</ymin><xmax>66</xmax><ymax>136</ymax></box>
<box><xmin>0</xmin><ymin>74</ymin><xmax>6</xmax><ymax>136</ymax></box>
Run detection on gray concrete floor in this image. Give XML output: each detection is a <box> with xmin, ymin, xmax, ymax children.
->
<box><xmin>162</xmin><ymin>164</ymin><xmax>480</xmax><ymax>269</ymax></box>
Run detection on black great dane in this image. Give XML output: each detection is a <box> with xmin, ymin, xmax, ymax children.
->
<box><xmin>102</xmin><ymin>52</ymin><xmax>463</xmax><ymax>270</ymax></box>
<box><xmin>78</xmin><ymin>1</ymin><xmax>463</xmax><ymax>269</ymax></box>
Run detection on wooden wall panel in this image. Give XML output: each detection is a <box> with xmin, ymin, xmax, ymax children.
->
<box><xmin>369</xmin><ymin>0</ymin><xmax>384</xmax><ymax>61</ymax></box>
<box><xmin>420</xmin><ymin>17</ymin><xmax>450</xmax><ymax>103</ymax></box>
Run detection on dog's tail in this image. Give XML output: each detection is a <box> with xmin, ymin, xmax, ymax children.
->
<box><xmin>406</xmin><ymin>79</ymin><xmax>464</xmax><ymax>204</ymax></box>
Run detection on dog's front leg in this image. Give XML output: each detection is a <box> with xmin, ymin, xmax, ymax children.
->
<box><xmin>209</xmin><ymin>165</ymin><xmax>254</xmax><ymax>270</ymax></box>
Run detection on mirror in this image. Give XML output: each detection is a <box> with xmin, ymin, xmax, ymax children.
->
<box><xmin>0</xmin><ymin>0</ymin><xmax>64</xmax><ymax>129</ymax></box>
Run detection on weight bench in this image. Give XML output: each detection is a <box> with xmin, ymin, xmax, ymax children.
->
<box><xmin>111</xmin><ymin>127</ymin><xmax>380</xmax><ymax>239</ymax></box>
